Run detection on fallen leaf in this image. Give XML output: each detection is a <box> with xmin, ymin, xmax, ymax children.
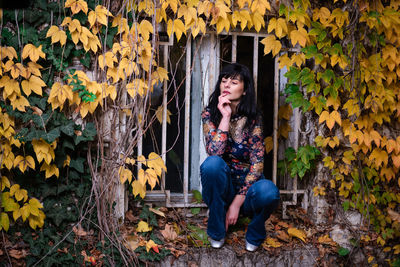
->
<box><xmin>287</xmin><ymin>227</ymin><xmax>307</xmax><ymax>242</ymax></box>
<box><xmin>137</xmin><ymin>221</ymin><xmax>152</xmax><ymax>232</ymax></box>
<box><xmin>73</xmin><ymin>225</ymin><xmax>88</xmax><ymax>236</ymax></box>
<box><xmin>276</xmin><ymin>230</ymin><xmax>290</xmax><ymax>242</ymax></box>
<box><xmin>124</xmin><ymin>235</ymin><xmax>140</xmax><ymax>251</ymax></box>
<box><xmin>168</xmin><ymin>247</ymin><xmax>186</xmax><ymax>258</ymax></box>
<box><xmin>277</xmin><ymin>221</ymin><xmax>290</xmax><ymax>229</ymax></box>
<box><xmin>149</xmin><ymin>207</ymin><xmax>166</xmax><ymax>217</ymax></box>
<box><xmin>125</xmin><ymin>210</ymin><xmax>136</xmax><ymax>222</ymax></box>
<box><xmin>160</xmin><ymin>223</ymin><xmax>178</xmax><ymax>241</ymax></box>
<box><xmin>318</xmin><ymin>234</ymin><xmax>337</xmax><ymax>246</ymax></box>
<box><xmin>388</xmin><ymin>209</ymin><xmax>400</xmax><ymax>223</ymax></box>
<box><xmin>9</xmin><ymin>249</ymin><xmax>28</xmax><ymax>259</ymax></box>
<box><xmin>263</xmin><ymin>237</ymin><xmax>283</xmax><ymax>248</ymax></box>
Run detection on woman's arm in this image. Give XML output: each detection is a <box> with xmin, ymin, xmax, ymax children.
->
<box><xmin>201</xmin><ymin>109</ymin><xmax>229</xmax><ymax>155</ymax></box>
<box><xmin>238</xmin><ymin>117</ymin><xmax>265</xmax><ymax>195</ymax></box>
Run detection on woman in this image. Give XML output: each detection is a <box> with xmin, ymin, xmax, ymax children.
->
<box><xmin>200</xmin><ymin>63</ymin><xmax>280</xmax><ymax>251</ymax></box>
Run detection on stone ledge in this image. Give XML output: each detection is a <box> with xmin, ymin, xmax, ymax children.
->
<box><xmin>154</xmin><ymin>246</ymin><xmax>322</xmax><ymax>267</ymax></box>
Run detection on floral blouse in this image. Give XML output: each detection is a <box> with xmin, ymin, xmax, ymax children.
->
<box><xmin>202</xmin><ymin>108</ymin><xmax>265</xmax><ymax>195</ymax></box>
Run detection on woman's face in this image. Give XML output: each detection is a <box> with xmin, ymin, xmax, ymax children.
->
<box><xmin>219</xmin><ymin>76</ymin><xmax>245</xmax><ymax>103</ymax></box>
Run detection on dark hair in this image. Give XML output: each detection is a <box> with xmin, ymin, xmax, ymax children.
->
<box><xmin>207</xmin><ymin>63</ymin><xmax>258</xmax><ymax>128</ymax></box>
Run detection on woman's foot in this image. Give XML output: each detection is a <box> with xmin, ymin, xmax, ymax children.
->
<box><xmin>209</xmin><ymin>237</ymin><xmax>225</xmax><ymax>248</ymax></box>
<box><xmin>245</xmin><ymin>240</ymin><xmax>258</xmax><ymax>252</ymax></box>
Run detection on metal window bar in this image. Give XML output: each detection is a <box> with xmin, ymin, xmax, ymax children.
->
<box><xmin>143</xmin><ymin>31</ymin><xmax>307</xmax><ymax>216</ymax></box>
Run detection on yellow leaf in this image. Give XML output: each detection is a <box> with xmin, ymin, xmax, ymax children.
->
<box><xmin>145</xmin><ymin>169</ymin><xmax>159</xmax><ymax>189</ymax></box>
<box><xmin>13</xmin><ymin>155</ymin><xmax>35</xmax><ymax>172</ymax></box>
<box><xmin>267</xmin><ymin>17</ymin><xmax>288</xmax><ymax>39</ymax></box>
<box><xmin>377</xmin><ymin>236</ymin><xmax>385</xmax><ymax>246</ymax></box>
<box><xmin>12</xmin><ymin>96</ymin><xmax>30</xmax><ymax>112</ymax></box>
<box><xmin>153</xmin><ymin>67</ymin><xmax>169</xmax><ymax>82</ymax></box>
<box><xmin>260</xmin><ymin>35</ymin><xmax>282</xmax><ymax>57</ymax></box>
<box><xmin>250</xmin><ymin>0</ymin><xmax>271</xmax><ymax>15</ymax></box>
<box><xmin>263</xmin><ymin>237</ymin><xmax>283</xmax><ymax>248</ymax></box>
<box><xmin>137</xmin><ymin>221</ymin><xmax>152</xmax><ymax>232</ymax></box>
<box><xmin>319</xmin><ymin>110</ymin><xmax>341</xmax><ymax>130</ymax></box>
<box><xmin>313</xmin><ymin>186</ymin><xmax>326</xmax><ymax>196</ymax></box>
<box><xmin>173</xmin><ymin>19</ymin><xmax>186</xmax><ymax>41</ymax></box>
<box><xmin>48</xmin><ymin>82</ymin><xmax>73</xmax><ymax>110</ymax></box>
<box><xmin>394</xmin><ymin>244</ymin><xmax>400</xmax><ymax>254</ymax></box>
<box><xmin>318</xmin><ymin>235</ymin><xmax>336</xmax><ymax>246</ymax></box>
<box><xmin>1</xmin><ymin>176</ymin><xmax>11</xmax><ymax>190</ymax></box>
<box><xmin>147</xmin><ymin>152</ymin><xmax>167</xmax><ymax>176</ymax></box>
<box><xmin>264</xmin><ymin>136</ymin><xmax>273</xmax><ymax>154</ymax></box>
<box><xmin>0</xmin><ymin>46</ymin><xmax>18</xmax><ymax>60</ymax></box>
<box><xmin>343</xmin><ymin>150</ymin><xmax>355</xmax><ymax>165</ymax></box>
<box><xmin>46</xmin><ymin>26</ymin><xmax>67</xmax><ymax>46</ymax></box>
<box><xmin>21</xmin><ymin>75</ymin><xmax>45</xmax><ymax>96</ymax></box>
<box><xmin>65</xmin><ymin>0</ymin><xmax>88</xmax><ymax>14</ymax></box>
<box><xmin>252</xmin><ymin>12</ymin><xmax>265</xmax><ymax>32</ymax></box>
<box><xmin>40</xmin><ymin>162</ymin><xmax>59</xmax><ymax>179</ymax></box>
<box><xmin>119</xmin><ymin>167</ymin><xmax>133</xmax><ymax>184</ymax></box>
<box><xmin>215</xmin><ymin>17</ymin><xmax>230</xmax><ymax>34</ymax></box>
<box><xmin>278</xmin><ymin>54</ymin><xmax>292</xmax><ymax>69</ymax></box>
<box><xmin>10</xmin><ymin>184</ymin><xmax>28</xmax><ymax>202</ymax></box>
<box><xmin>27</xmin><ymin>62</ymin><xmax>43</xmax><ymax>77</ymax></box>
<box><xmin>287</xmin><ymin>227</ymin><xmax>307</xmax><ymax>242</ymax></box>
<box><xmin>328</xmin><ymin>136</ymin><xmax>339</xmax><ymax>149</ymax></box>
<box><xmin>369</xmin><ymin>148</ymin><xmax>388</xmax><ymax>168</ymax></box>
<box><xmin>0</xmin><ymin>213</ymin><xmax>10</xmax><ymax>231</ymax></box>
<box><xmin>278</xmin><ymin>104</ymin><xmax>293</xmax><ymax>120</ymax></box>
<box><xmin>330</xmin><ymin>179</ymin><xmax>336</xmax><ymax>189</ymax></box>
<box><xmin>139</xmin><ymin>20</ymin><xmax>154</xmax><ymax>40</ymax></box>
<box><xmin>278</xmin><ymin>121</ymin><xmax>292</xmax><ymax>139</ymax></box>
<box><xmin>290</xmin><ymin>27</ymin><xmax>308</xmax><ymax>47</ymax></box>
<box><xmin>127</xmin><ymin>79</ymin><xmax>148</xmax><ymax>98</ymax></box>
<box><xmin>155</xmin><ymin>106</ymin><xmax>171</xmax><ymax>124</ymax></box>
<box><xmin>291</xmin><ymin>53</ymin><xmax>305</xmax><ymax>67</ymax></box>
<box><xmin>146</xmin><ymin>239</ymin><xmax>157</xmax><ymax>252</ymax></box>
<box><xmin>131</xmin><ymin>180</ymin><xmax>146</xmax><ymax>198</ymax></box>
<box><xmin>392</xmin><ymin>154</ymin><xmax>400</xmax><ymax>168</ymax></box>
<box><xmin>22</xmin><ymin>44</ymin><xmax>46</xmax><ymax>62</ymax></box>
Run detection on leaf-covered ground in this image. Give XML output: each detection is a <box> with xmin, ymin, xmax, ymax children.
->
<box><xmin>1</xmin><ymin>204</ymin><xmax>397</xmax><ymax>266</ymax></box>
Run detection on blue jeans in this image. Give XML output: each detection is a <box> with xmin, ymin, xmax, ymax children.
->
<box><xmin>200</xmin><ymin>155</ymin><xmax>280</xmax><ymax>246</ymax></box>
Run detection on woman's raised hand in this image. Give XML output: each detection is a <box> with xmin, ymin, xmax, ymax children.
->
<box><xmin>217</xmin><ymin>93</ymin><xmax>232</xmax><ymax>119</ymax></box>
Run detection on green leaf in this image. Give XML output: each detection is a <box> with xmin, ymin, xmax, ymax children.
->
<box><xmin>44</xmin><ymin>128</ymin><xmax>61</xmax><ymax>143</ymax></box>
<box><xmin>284</xmin><ymin>67</ymin><xmax>301</xmax><ymax>83</ymax></box>
<box><xmin>285</xmin><ymin>147</ymin><xmax>296</xmax><ymax>161</ymax></box>
<box><xmin>320</xmin><ymin>69</ymin><xmax>335</xmax><ymax>84</ymax></box>
<box><xmin>61</xmin><ymin>122</ymin><xmax>75</xmax><ymax>136</ymax></box>
<box><xmin>80</xmin><ymin>53</ymin><xmax>91</xmax><ymax>69</ymax></box>
<box><xmin>279</xmin><ymin>4</ymin><xmax>287</xmax><ymax>16</ymax></box>
<box><xmin>192</xmin><ymin>190</ymin><xmax>202</xmax><ymax>203</ymax></box>
<box><xmin>69</xmin><ymin>157</ymin><xmax>85</xmax><ymax>173</ymax></box>
<box><xmin>301</xmin><ymin>45</ymin><xmax>318</xmax><ymax>59</ymax></box>
<box><xmin>191</xmin><ymin>208</ymin><xmax>200</xmax><ymax>215</ymax></box>
<box><xmin>338</xmin><ymin>247</ymin><xmax>350</xmax><ymax>256</ymax></box>
<box><xmin>284</xmin><ymin>84</ymin><xmax>299</xmax><ymax>94</ymax></box>
<box><xmin>342</xmin><ymin>201</ymin><xmax>350</xmax><ymax>211</ymax></box>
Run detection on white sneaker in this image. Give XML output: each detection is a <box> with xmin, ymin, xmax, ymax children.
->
<box><xmin>245</xmin><ymin>240</ymin><xmax>258</xmax><ymax>252</ymax></box>
<box><xmin>209</xmin><ymin>237</ymin><xmax>225</xmax><ymax>248</ymax></box>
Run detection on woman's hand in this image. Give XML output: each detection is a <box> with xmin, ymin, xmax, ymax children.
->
<box><xmin>217</xmin><ymin>93</ymin><xmax>232</xmax><ymax>119</ymax></box>
<box><xmin>225</xmin><ymin>204</ymin><xmax>240</xmax><ymax>230</ymax></box>
<box><xmin>225</xmin><ymin>195</ymin><xmax>246</xmax><ymax>230</ymax></box>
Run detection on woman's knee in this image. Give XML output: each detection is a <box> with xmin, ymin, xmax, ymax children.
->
<box><xmin>200</xmin><ymin>156</ymin><xmax>229</xmax><ymax>186</ymax></box>
<box><xmin>252</xmin><ymin>179</ymin><xmax>280</xmax><ymax>206</ymax></box>
<box><xmin>200</xmin><ymin>156</ymin><xmax>228</xmax><ymax>176</ymax></box>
